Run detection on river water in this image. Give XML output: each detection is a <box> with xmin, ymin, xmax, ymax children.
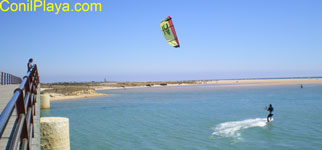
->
<box><xmin>41</xmin><ymin>84</ymin><xmax>322</xmax><ymax>149</ymax></box>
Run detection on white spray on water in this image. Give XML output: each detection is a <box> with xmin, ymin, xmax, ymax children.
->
<box><xmin>212</xmin><ymin>118</ymin><xmax>272</xmax><ymax>138</ymax></box>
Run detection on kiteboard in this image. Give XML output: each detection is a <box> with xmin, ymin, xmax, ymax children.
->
<box><xmin>266</xmin><ymin>118</ymin><xmax>274</xmax><ymax>123</ymax></box>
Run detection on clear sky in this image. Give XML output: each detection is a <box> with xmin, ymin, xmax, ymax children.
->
<box><xmin>1</xmin><ymin>0</ymin><xmax>322</xmax><ymax>82</ymax></box>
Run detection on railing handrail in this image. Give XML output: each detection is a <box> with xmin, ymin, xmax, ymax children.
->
<box><xmin>0</xmin><ymin>72</ymin><xmax>22</xmax><ymax>85</ymax></box>
<box><xmin>0</xmin><ymin>64</ymin><xmax>39</xmax><ymax>150</ymax></box>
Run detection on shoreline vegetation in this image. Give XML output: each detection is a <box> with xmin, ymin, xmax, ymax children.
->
<box><xmin>40</xmin><ymin>78</ymin><xmax>322</xmax><ymax>101</ymax></box>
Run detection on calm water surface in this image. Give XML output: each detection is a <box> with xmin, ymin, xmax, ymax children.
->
<box><xmin>41</xmin><ymin>84</ymin><xmax>322</xmax><ymax>150</ymax></box>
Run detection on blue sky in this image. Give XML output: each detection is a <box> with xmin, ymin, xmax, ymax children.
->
<box><xmin>1</xmin><ymin>0</ymin><xmax>322</xmax><ymax>82</ymax></box>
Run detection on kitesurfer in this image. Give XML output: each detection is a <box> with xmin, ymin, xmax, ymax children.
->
<box><xmin>27</xmin><ymin>58</ymin><xmax>33</xmax><ymax>72</ymax></box>
<box><xmin>266</xmin><ymin>104</ymin><xmax>274</xmax><ymax>122</ymax></box>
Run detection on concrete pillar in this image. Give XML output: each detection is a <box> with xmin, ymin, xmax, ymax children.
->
<box><xmin>40</xmin><ymin>94</ymin><xmax>50</xmax><ymax>109</ymax></box>
<box><xmin>40</xmin><ymin>117</ymin><xmax>70</xmax><ymax>150</ymax></box>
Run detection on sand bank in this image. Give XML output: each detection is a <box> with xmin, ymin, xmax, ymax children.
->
<box><xmin>41</xmin><ymin>78</ymin><xmax>322</xmax><ymax>101</ymax></box>
<box><xmin>205</xmin><ymin>78</ymin><xmax>322</xmax><ymax>87</ymax></box>
<box><xmin>48</xmin><ymin>93</ymin><xmax>108</xmax><ymax>101</ymax></box>
<box><xmin>50</xmin><ymin>93</ymin><xmax>108</xmax><ymax>101</ymax></box>
<box><xmin>94</xmin><ymin>83</ymin><xmax>191</xmax><ymax>90</ymax></box>
<box><xmin>94</xmin><ymin>78</ymin><xmax>322</xmax><ymax>90</ymax></box>
<box><xmin>40</xmin><ymin>87</ymin><xmax>108</xmax><ymax>101</ymax></box>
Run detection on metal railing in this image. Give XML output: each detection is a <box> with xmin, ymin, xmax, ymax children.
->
<box><xmin>0</xmin><ymin>72</ymin><xmax>22</xmax><ymax>85</ymax></box>
<box><xmin>0</xmin><ymin>64</ymin><xmax>39</xmax><ymax>150</ymax></box>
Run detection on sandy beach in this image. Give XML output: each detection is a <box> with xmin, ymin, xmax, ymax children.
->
<box><xmin>205</xmin><ymin>78</ymin><xmax>322</xmax><ymax>87</ymax></box>
<box><xmin>41</xmin><ymin>78</ymin><xmax>322</xmax><ymax>101</ymax></box>
<box><xmin>40</xmin><ymin>86</ymin><xmax>108</xmax><ymax>101</ymax></box>
<box><xmin>95</xmin><ymin>78</ymin><xmax>322</xmax><ymax>89</ymax></box>
<box><xmin>48</xmin><ymin>93</ymin><xmax>108</xmax><ymax>101</ymax></box>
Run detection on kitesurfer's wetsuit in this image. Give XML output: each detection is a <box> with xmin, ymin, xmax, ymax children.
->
<box><xmin>267</xmin><ymin>104</ymin><xmax>274</xmax><ymax>122</ymax></box>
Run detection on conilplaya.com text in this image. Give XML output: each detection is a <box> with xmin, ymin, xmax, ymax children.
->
<box><xmin>0</xmin><ymin>0</ymin><xmax>102</xmax><ymax>14</ymax></box>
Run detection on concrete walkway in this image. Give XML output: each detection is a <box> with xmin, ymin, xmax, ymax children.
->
<box><xmin>0</xmin><ymin>85</ymin><xmax>40</xmax><ymax>150</ymax></box>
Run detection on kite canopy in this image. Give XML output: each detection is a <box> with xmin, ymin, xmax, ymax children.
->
<box><xmin>160</xmin><ymin>16</ymin><xmax>180</xmax><ymax>48</ymax></box>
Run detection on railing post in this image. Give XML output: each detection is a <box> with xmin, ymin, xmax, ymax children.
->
<box><xmin>3</xmin><ymin>73</ymin><xmax>5</xmax><ymax>85</ymax></box>
<box><xmin>29</xmin><ymin>79</ymin><xmax>35</xmax><ymax>138</ymax></box>
<box><xmin>7</xmin><ymin>73</ymin><xmax>9</xmax><ymax>84</ymax></box>
<box><xmin>0</xmin><ymin>72</ymin><xmax>2</xmax><ymax>85</ymax></box>
<box><xmin>9</xmin><ymin>74</ymin><xmax>11</xmax><ymax>84</ymax></box>
<box><xmin>6</xmin><ymin>73</ymin><xmax>8</xmax><ymax>85</ymax></box>
<box><xmin>13</xmin><ymin>88</ymin><xmax>30</xmax><ymax>150</ymax></box>
<box><xmin>24</xmin><ymin>76</ymin><xmax>31</xmax><ymax>97</ymax></box>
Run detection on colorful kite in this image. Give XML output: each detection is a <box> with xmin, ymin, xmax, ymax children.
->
<box><xmin>160</xmin><ymin>16</ymin><xmax>180</xmax><ymax>48</ymax></box>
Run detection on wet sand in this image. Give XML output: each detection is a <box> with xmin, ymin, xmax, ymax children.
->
<box><xmin>49</xmin><ymin>93</ymin><xmax>108</xmax><ymax>101</ymax></box>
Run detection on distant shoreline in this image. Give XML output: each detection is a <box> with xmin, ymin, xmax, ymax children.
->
<box><xmin>202</xmin><ymin>78</ymin><xmax>322</xmax><ymax>87</ymax></box>
<box><xmin>94</xmin><ymin>78</ymin><xmax>322</xmax><ymax>90</ymax></box>
<box><xmin>41</xmin><ymin>78</ymin><xmax>322</xmax><ymax>101</ymax></box>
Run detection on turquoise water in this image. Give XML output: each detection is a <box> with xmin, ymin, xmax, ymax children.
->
<box><xmin>41</xmin><ymin>84</ymin><xmax>322</xmax><ymax>150</ymax></box>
